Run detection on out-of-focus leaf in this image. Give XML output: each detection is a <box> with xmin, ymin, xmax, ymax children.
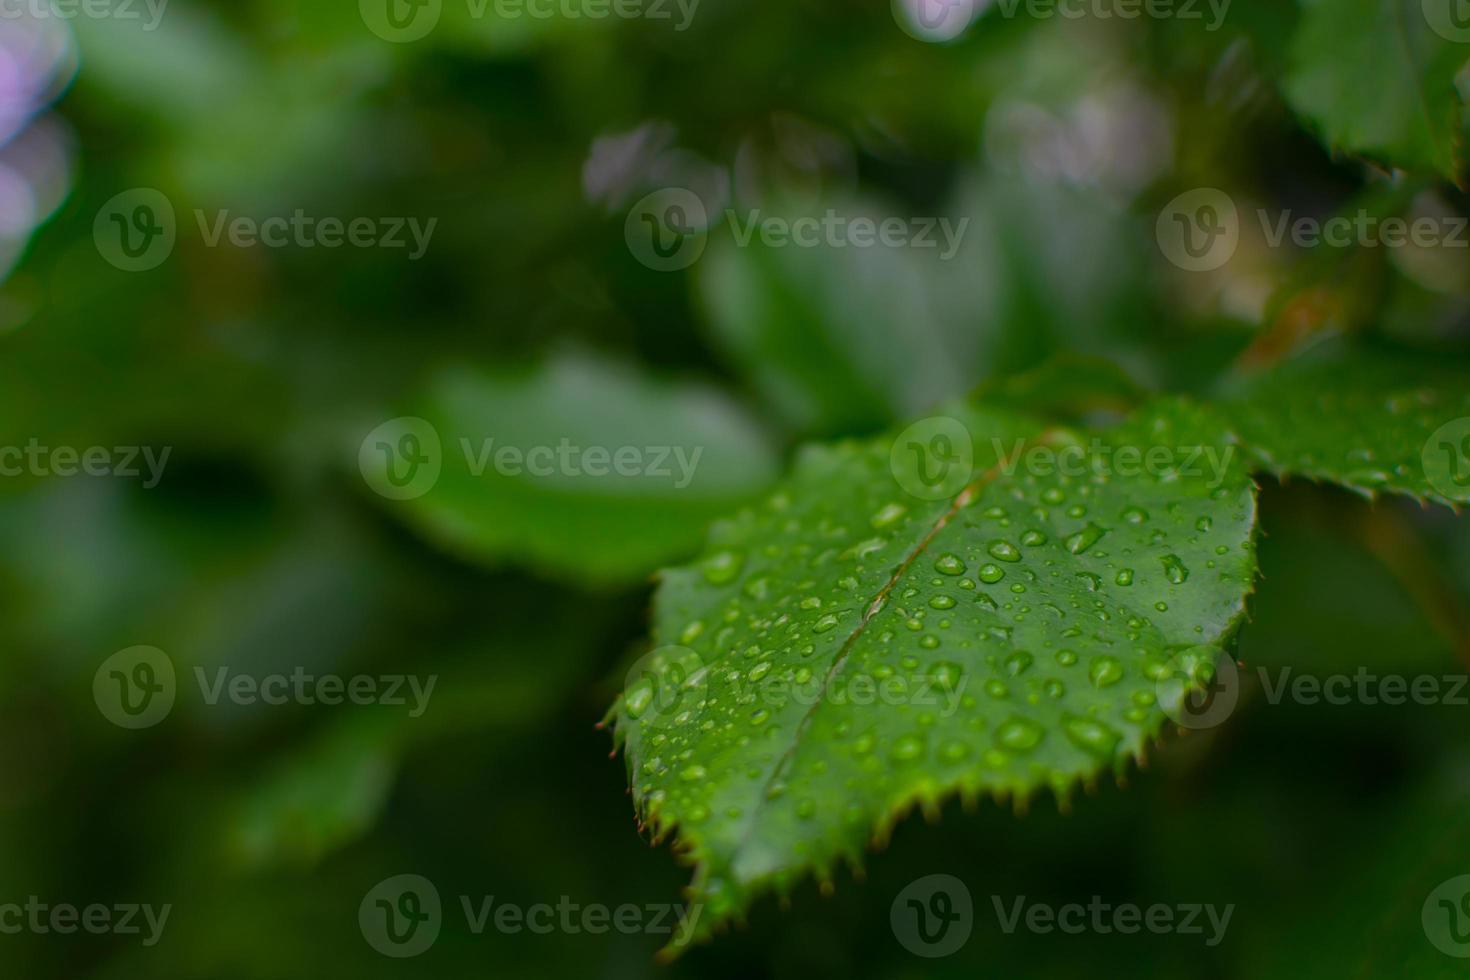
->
<box><xmin>380</xmin><ymin>352</ymin><xmax>779</xmax><ymax>586</ymax></box>
<box><xmin>1284</xmin><ymin>0</ymin><xmax>1467</xmax><ymax>180</ymax></box>
<box><xmin>1222</xmin><ymin>343</ymin><xmax>1470</xmax><ymax>506</ymax></box>
<box><xmin>695</xmin><ymin>194</ymin><xmax>979</xmax><ymax>435</ymax></box>
<box><xmin>227</xmin><ymin>715</ymin><xmax>399</xmax><ymax>870</ymax></box>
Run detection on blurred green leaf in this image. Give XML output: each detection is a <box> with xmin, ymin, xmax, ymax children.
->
<box><xmin>1284</xmin><ymin>0</ymin><xmax>1467</xmax><ymax>180</ymax></box>
<box><xmin>381</xmin><ymin>351</ymin><xmax>779</xmax><ymax>586</ymax></box>
<box><xmin>1223</xmin><ymin>342</ymin><xmax>1470</xmax><ymax>506</ymax></box>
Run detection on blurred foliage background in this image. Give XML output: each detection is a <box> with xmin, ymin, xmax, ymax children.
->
<box><xmin>0</xmin><ymin>0</ymin><xmax>1468</xmax><ymax>976</ymax></box>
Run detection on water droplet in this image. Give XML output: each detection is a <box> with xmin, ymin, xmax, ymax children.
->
<box><xmin>702</xmin><ymin>551</ymin><xmax>744</xmax><ymax>585</ymax></box>
<box><xmin>890</xmin><ymin>734</ymin><xmax>925</xmax><ymax>762</ymax></box>
<box><xmin>996</xmin><ymin>717</ymin><xmax>1043</xmax><ymax>751</ymax></box>
<box><xmin>1063</xmin><ymin>715</ymin><xmax>1120</xmax><ymax>758</ymax></box>
<box><xmin>1076</xmin><ymin>571</ymin><xmax>1102</xmax><ymax>592</ymax></box>
<box><xmin>932</xmin><ymin>661</ymin><xmax>964</xmax><ymax>690</ymax></box>
<box><xmin>935</xmin><ymin>553</ymin><xmax>966</xmax><ymax>576</ymax></box>
<box><xmin>870</xmin><ymin>502</ymin><xmax>908</xmax><ymax>529</ymax></box>
<box><xmin>1056</xmin><ymin>649</ymin><xmax>1078</xmax><ymax>667</ymax></box>
<box><xmin>799</xmin><ymin>596</ymin><xmax>822</xmax><ymax>610</ymax></box>
<box><xmin>624</xmin><ymin>681</ymin><xmax>654</xmax><ymax>719</ymax></box>
<box><xmin>747</xmin><ymin>662</ymin><xmax>772</xmax><ymax>682</ymax></box>
<box><xmin>1160</xmin><ymin>554</ymin><xmax>1190</xmax><ymax>584</ymax></box>
<box><xmin>1195</xmin><ymin>516</ymin><xmax>1212</xmax><ymax>532</ymax></box>
<box><xmin>1122</xmin><ymin>507</ymin><xmax>1148</xmax><ymax>524</ymax></box>
<box><xmin>988</xmin><ymin>540</ymin><xmax>1022</xmax><ymax>563</ymax></box>
<box><xmin>680</xmin><ymin>765</ymin><xmax>708</xmax><ymax>782</ymax></box>
<box><xmin>1065</xmin><ymin>522</ymin><xmax>1108</xmax><ymax>555</ymax></box>
<box><xmin>940</xmin><ymin>739</ymin><xmax>971</xmax><ymax>762</ymax></box>
<box><xmin>929</xmin><ymin>594</ymin><xmax>957</xmax><ymax>610</ymax></box>
<box><xmin>1004</xmin><ymin>651</ymin><xmax>1034</xmax><ymax>676</ymax></box>
<box><xmin>813</xmin><ymin>614</ymin><xmax>840</xmax><ymax>633</ymax></box>
<box><xmin>679</xmin><ymin>621</ymin><xmax>705</xmax><ymax>644</ymax></box>
<box><xmin>1088</xmin><ymin>656</ymin><xmax>1123</xmax><ymax>688</ymax></box>
<box><xmin>1021</xmin><ymin>529</ymin><xmax>1048</xmax><ymax>546</ymax></box>
<box><xmin>978</xmin><ymin>563</ymin><xmax>1005</xmax><ymax>584</ymax></box>
<box><xmin>1115</xmin><ymin>568</ymin><xmax>1134</xmax><ymax>586</ymax></box>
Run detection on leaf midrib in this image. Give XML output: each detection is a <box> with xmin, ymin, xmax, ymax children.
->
<box><xmin>719</xmin><ymin>428</ymin><xmax>1067</xmax><ymax>882</ymax></box>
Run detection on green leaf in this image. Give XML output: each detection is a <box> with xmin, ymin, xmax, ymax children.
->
<box><xmin>385</xmin><ymin>352</ymin><xmax>779</xmax><ymax>586</ymax></box>
<box><xmin>695</xmin><ymin>195</ymin><xmax>979</xmax><ymax>435</ymax></box>
<box><xmin>611</xmin><ymin>393</ymin><xmax>1258</xmax><ymax>950</ymax></box>
<box><xmin>1222</xmin><ymin>345</ymin><xmax>1470</xmax><ymax>507</ymax></box>
<box><xmin>1284</xmin><ymin>0</ymin><xmax>1467</xmax><ymax>181</ymax></box>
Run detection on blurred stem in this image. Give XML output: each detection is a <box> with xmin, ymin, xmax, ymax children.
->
<box><xmin>1232</xmin><ymin>178</ymin><xmax>1430</xmax><ymax>373</ymax></box>
<box><xmin>1353</xmin><ymin>502</ymin><xmax>1470</xmax><ymax>670</ymax></box>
